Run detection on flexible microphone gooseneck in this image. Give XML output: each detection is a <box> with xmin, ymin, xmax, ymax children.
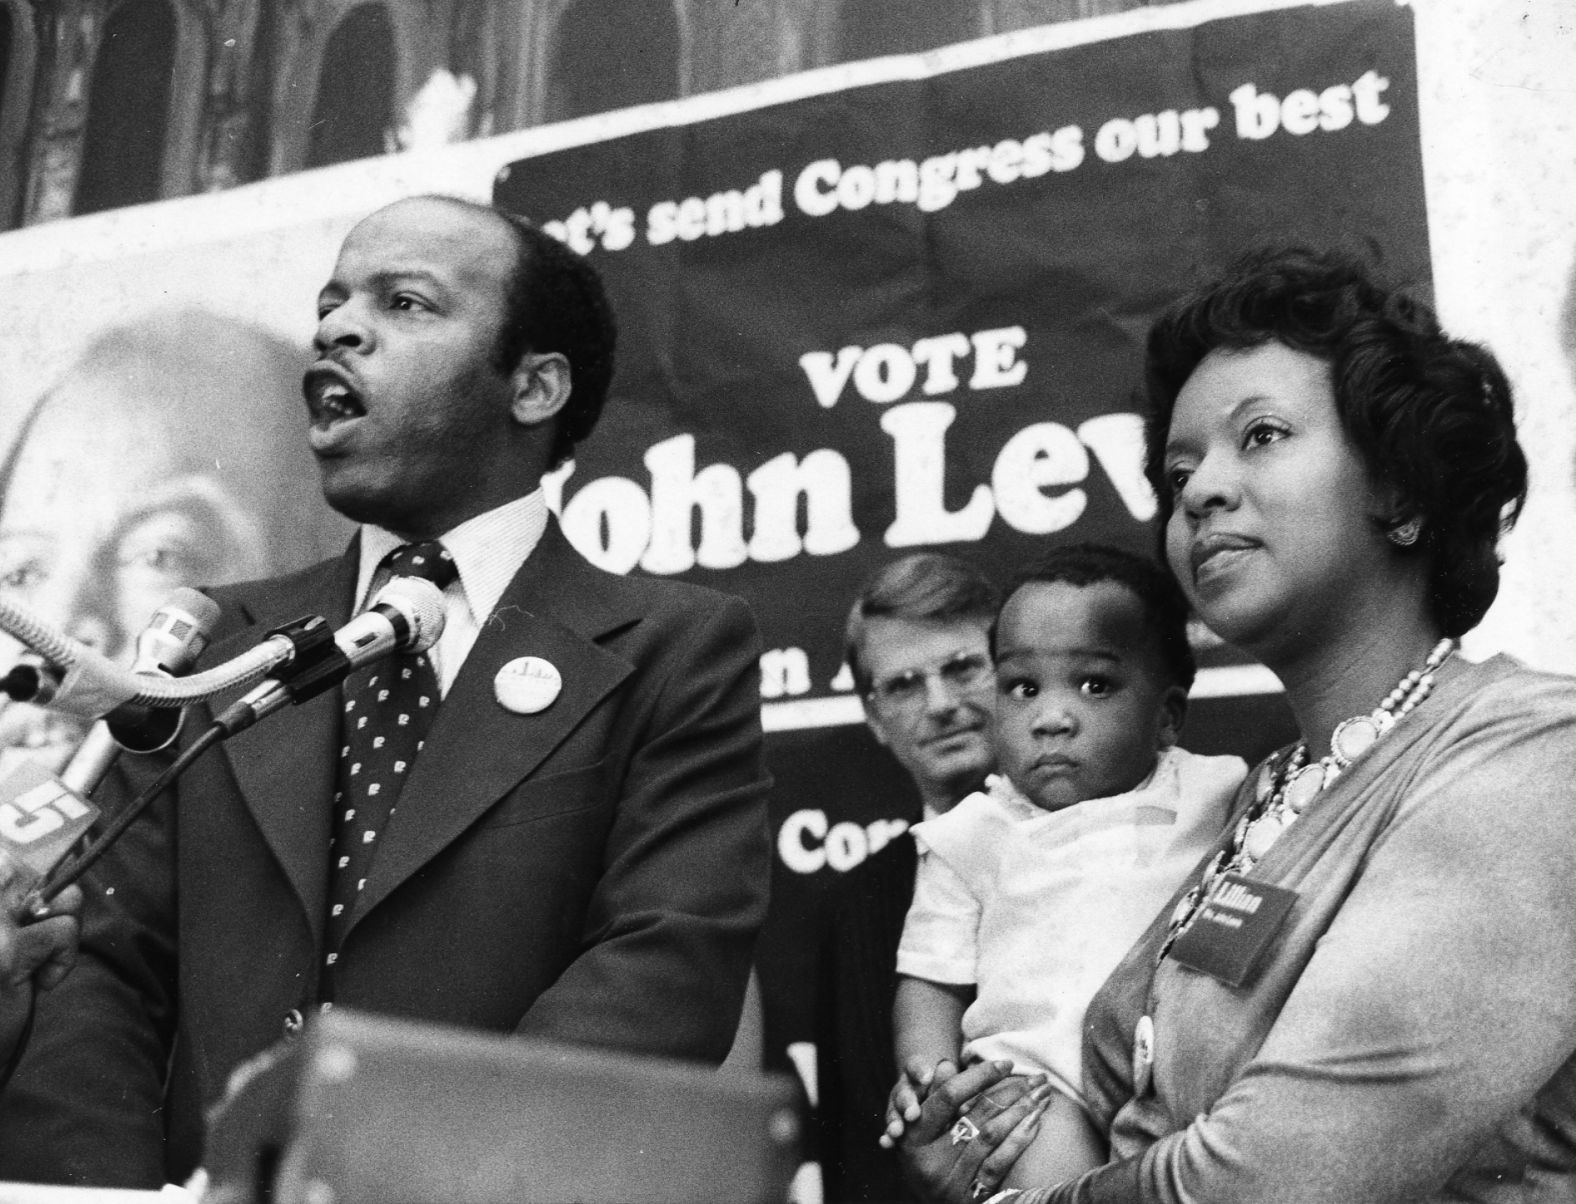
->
<box><xmin>36</xmin><ymin>577</ymin><xmax>447</xmax><ymax>904</ymax></box>
<box><xmin>214</xmin><ymin>576</ymin><xmax>447</xmax><ymax>737</ymax></box>
<box><xmin>59</xmin><ymin>589</ymin><xmax>223</xmax><ymax>797</ymax></box>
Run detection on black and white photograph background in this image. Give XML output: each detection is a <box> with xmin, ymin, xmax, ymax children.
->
<box><xmin>0</xmin><ymin>1</ymin><xmax>1572</xmax><ymax>1198</ymax></box>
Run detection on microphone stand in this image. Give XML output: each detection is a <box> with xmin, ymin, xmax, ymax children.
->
<box><xmin>36</xmin><ymin>722</ymin><xmax>227</xmax><ymax>904</ymax></box>
<box><xmin>31</xmin><ymin>578</ymin><xmax>444</xmax><ymax>906</ymax></box>
<box><xmin>32</xmin><ymin>612</ymin><xmax>337</xmax><ymax>907</ymax></box>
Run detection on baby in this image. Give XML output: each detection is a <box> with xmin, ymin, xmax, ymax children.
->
<box><xmin>883</xmin><ymin>544</ymin><xmax>1245</xmax><ymax>1186</ymax></box>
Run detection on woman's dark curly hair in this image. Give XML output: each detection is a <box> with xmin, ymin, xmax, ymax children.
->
<box><xmin>1142</xmin><ymin>247</ymin><xmax>1527</xmax><ymax>637</ymax></box>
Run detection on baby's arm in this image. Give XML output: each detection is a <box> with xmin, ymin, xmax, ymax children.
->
<box><xmin>882</xmin><ymin>974</ymin><xmax>975</xmax><ymax>1147</ymax></box>
<box><xmin>890</xmin><ymin>814</ymin><xmax>988</xmax><ymax>1147</ymax></box>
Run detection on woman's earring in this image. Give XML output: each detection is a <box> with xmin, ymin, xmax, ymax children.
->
<box><xmin>1386</xmin><ymin>517</ymin><xmax>1422</xmax><ymax>547</ymax></box>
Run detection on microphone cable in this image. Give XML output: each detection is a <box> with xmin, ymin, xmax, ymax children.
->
<box><xmin>35</xmin><ymin>721</ymin><xmax>226</xmax><ymax>905</ymax></box>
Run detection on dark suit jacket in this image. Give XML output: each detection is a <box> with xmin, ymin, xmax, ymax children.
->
<box><xmin>814</xmin><ymin>835</ymin><xmax>922</xmax><ymax>1204</ymax></box>
<box><xmin>0</xmin><ymin>522</ymin><xmax>771</xmax><ymax>1187</ymax></box>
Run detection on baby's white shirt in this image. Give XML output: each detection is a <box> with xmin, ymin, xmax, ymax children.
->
<box><xmin>896</xmin><ymin>746</ymin><xmax>1246</xmax><ymax>1105</ymax></box>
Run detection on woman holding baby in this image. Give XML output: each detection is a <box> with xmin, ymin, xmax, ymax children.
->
<box><xmin>899</xmin><ymin>248</ymin><xmax>1576</xmax><ymax>1202</ymax></box>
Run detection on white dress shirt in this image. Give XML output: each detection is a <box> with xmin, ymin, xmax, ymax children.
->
<box><xmin>353</xmin><ymin>489</ymin><xmax>548</xmax><ymax>697</ymax></box>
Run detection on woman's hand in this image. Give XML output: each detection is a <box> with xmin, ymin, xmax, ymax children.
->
<box><xmin>897</xmin><ymin>1059</ymin><xmax>1054</xmax><ymax>1203</ymax></box>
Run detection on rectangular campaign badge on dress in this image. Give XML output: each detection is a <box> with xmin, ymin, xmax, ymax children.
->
<box><xmin>1169</xmin><ymin>873</ymin><xmax>1297</xmax><ymax>988</ymax></box>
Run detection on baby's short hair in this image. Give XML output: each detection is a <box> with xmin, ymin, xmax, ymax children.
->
<box><xmin>999</xmin><ymin>543</ymin><xmax>1196</xmax><ymax>691</ymax></box>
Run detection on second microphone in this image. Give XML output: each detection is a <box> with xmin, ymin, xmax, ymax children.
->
<box><xmin>214</xmin><ymin>576</ymin><xmax>447</xmax><ymax>738</ymax></box>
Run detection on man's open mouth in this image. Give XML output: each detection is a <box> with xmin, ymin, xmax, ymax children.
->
<box><xmin>304</xmin><ymin>364</ymin><xmax>366</xmax><ymax>426</ymax></box>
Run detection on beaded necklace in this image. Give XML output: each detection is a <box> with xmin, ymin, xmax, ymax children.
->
<box><xmin>1157</xmin><ymin>637</ymin><xmax>1456</xmax><ymax>964</ymax></box>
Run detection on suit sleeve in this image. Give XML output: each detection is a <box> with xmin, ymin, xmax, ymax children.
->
<box><xmin>1041</xmin><ymin>697</ymin><xmax>1576</xmax><ymax>1204</ymax></box>
<box><xmin>0</xmin><ymin>763</ymin><xmax>178</xmax><ymax>1188</ymax></box>
<box><xmin>512</xmin><ymin>593</ymin><xmax>772</xmax><ymax>1063</ymax></box>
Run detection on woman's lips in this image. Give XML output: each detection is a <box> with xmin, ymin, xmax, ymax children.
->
<box><xmin>1190</xmin><ymin>533</ymin><xmax>1260</xmax><ymax>584</ymax></box>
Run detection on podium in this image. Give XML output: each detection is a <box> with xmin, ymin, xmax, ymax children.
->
<box><xmin>201</xmin><ymin>1010</ymin><xmax>802</xmax><ymax>1204</ymax></box>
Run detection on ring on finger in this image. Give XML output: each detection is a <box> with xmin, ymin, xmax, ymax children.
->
<box><xmin>970</xmin><ymin>1177</ymin><xmax>994</xmax><ymax>1202</ymax></box>
<box><xmin>950</xmin><ymin>1116</ymin><xmax>981</xmax><ymax>1146</ymax></box>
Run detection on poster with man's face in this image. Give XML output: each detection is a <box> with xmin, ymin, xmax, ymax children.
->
<box><xmin>0</xmin><ymin>306</ymin><xmax>351</xmax><ymax>773</ymax></box>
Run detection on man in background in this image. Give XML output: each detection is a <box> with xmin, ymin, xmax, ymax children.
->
<box><xmin>814</xmin><ymin>552</ymin><xmax>999</xmax><ymax>1203</ymax></box>
<box><xmin>0</xmin><ymin>195</ymin><xmax>771</xmax><ymax>1186</ymax></box>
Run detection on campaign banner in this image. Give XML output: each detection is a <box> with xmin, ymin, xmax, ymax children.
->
<box><xmin>496</xmin><ymin>0</ymin><xmax>1426</xmax><ymax>737</ymax></box>
<box><xmin>491</xmin><ymin>0</ymin><xmax>1427</xmax><ymax>1053</ymax></box>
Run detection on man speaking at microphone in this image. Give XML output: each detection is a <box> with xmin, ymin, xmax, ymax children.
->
<box><xmin>0</xmin><ymin>195</ymin><xmax>772</xmax><ymax>1187</ymax></box>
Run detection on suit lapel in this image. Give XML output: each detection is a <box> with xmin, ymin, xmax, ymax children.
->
<box><xmin>216</xmin><ymin>551</ymin><xmax>358</xmax><ymax>947</ymax></box>
<box><xmin>352</xmin><ymin>523</ymin><xmax>640</xmax><ymax>924</ymax></box>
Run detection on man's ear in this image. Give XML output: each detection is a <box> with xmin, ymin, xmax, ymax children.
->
<box><xmin>509</xmin><ymin>352</ymin><xmax>572</xmax><ymax>428</ymax></box>
<box><xmin>1157</xmin><ymin>685</ymin><xmax>1187</xmax><ymax>750</ymax></box>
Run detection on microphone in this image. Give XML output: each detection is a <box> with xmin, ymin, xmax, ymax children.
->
<box><xmin>0</xmin><ymin>642</ymin><xmax>134</xmax><ymax>720</ymax></box>
<box><xmin>0</xmin><ymin>653</ymin><xmax>61</xmax><ymax>706</ymax></box>
<box><xmin>0</xmin><ymin>761</ymin><xmax>98</xmax><ymax>879</ymax></box>
<box><xmin>215</xmin><ymin>576</ymin><xmax>446</xmax><ymax>737</ymax></box>
<box><xmin>60</xmin><ymin>589</ymin><xmax>224</xmax><ymax>796</ymax></box>
<box><xmin>0</xmin><ymin>588</ymin><xmax>216</xmax><ymax>875</ymax></box>
<box><xmin>23</xmin><ymin>585</ymin><xmax>441</xmax><ymax>907</ymax></box>
<box><xmin>127</xmin><ymin>587</ymin><xmax>224</xmax><ymax>678</ymax></box>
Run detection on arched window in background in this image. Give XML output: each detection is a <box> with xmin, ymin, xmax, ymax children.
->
<box><xmin>73</xmin><ymin>0</ymin><xmax>175</xmax><ymax>215</ymax></box>
<box><xmin>837</xmin><ymin>0</ymin><xmax>979</xmax><ymax>61</ymax></box>
<box><xmin>305</xmin><ymin>3</ymin><xmax>397</xmax><ymax>168</ymax></box>
<box><xmin>0</xmin><ymin>0</ymin><xmax>40</xmax><ymax>229</ymax></box>
<box><xmin>547</xmin><ymin>0</ymin><xmax>680</xmax><ymax>122</ymax></box>
<box><xmin>451</xmin><ymin>0</ymin><xmax>497</xmax><ymax>135</ymax></box>
<box><xmin>0</xmin><ymin>8</ymin><xmax>13</xmax><ymax>120</ymax></box>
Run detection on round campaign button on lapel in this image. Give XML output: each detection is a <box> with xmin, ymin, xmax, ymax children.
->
<box><xmin>494</xmin><ymin>657</ymin><xmax>563</xmax><ymax>714</ymax></box>
<box><xmin>1132</xmin><ymin>1014</ymin><xmax>1155</xmax><ymax>1097</ymax></box>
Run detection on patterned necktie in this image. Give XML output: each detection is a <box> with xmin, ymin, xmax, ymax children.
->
<box><xmin>322</xmin><ymin>540</ymin><xmax>458</xmax><ymax>990</ymax></box>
